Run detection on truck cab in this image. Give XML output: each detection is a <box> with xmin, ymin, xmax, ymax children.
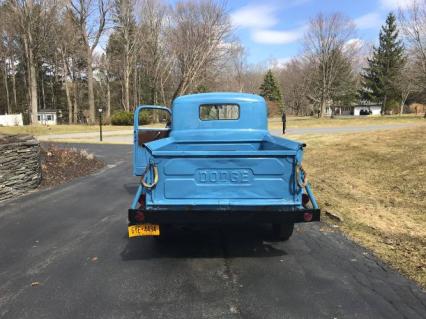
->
<box><xmin>128</xmin><ymin>93</ymin><xmax>320</xmax><ymax>240</ymax></box>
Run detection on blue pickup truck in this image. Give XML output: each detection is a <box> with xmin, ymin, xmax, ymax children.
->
<box><xmin>128</xmin><ymin>92</ymin><xmax>320</xmax><ymax>240</ymax></box>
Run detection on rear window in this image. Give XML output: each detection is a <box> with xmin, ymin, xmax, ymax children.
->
<box><xmin>199</xmin><ymin>104</ymin><xmax>239</xmax><ymax>120</ymax></box>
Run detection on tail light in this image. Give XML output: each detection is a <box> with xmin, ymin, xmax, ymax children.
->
<box><xmin>134</xmin><ymin>211</ymin><xmax>145</xmax><ymax>222</ymax></box>
<box><xmin>304</xmin><ymin>212</ymin><xmax>313</xmax><ymax>222</ymax></box>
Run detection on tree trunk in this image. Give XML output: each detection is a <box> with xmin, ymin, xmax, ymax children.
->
<box><xmin>121</xmin><ymin>82</ymin><xmax>125</xmax><ymax>109</ymax></box>
<box><xmin>73</xmin><ymin>82</ymin><xmax>78</xmax><ymax>123</ymax></box>
<box><xmin>106</xmin><ymin>76</ymin><xmax>111</xmax><ymax>120</ymax></box>
<box><xmin>86</xmin><ymin>46</ymin><xmax>95</xmax><ymax>124</ymax></box>
<box><xmin>3</xmin><ymin>62</ymin><xmax>11</xmax><ymax>114</ymax></box>
<box><xmin>399</xmin><ymin>92</ymin><xmax>409</xmax><ymax>116</ymax></box>
<box><xmin>40</xmin><ymin>71</ymin><xmax>46</xmax><ymax>110</ymax></box>
<box><xmin>133</xmin><ymin>64</ymin><xmax>138</xmax><ymax>108</ymax></box>
<box><xmin>61</xmin><ymin>55</ymin><xmax>73</xmax><ymax>124</ymax></box>
<box><xmin>11</xmin><ymin>63</ymin><xmax>17</xmax><ymax>111</ymax></box>
<box><xmin>382</xmin><ymin>95</ymin><xmax>387</xmax><ymax>115</ymax></box>
<box><xmin>50</xmin><ymin>69</ymin><xmax>55</xmax><ymax>108</ymax></box>
<box><xmin>123</xmin><ymin>62</ymin><xmax>130</xmax><ymax>111</ymax></box>
<box><xmin>64</xmin><ymin>81</ymin><xmax>73</xmax><ymax>124</ymax></box>
<box><xmin>320</xmin><ymin>99</ymin><xmax>326</xmax><ymax>118</ymax></box>
<box><xmin>22</xmin><ymin>62</ymin><xmax>29</xmax><ymax>114</ymax></box>
<box><xmin>24</xmin><ymin>35</ymin><xmax>38</xmax><ymax>124</ymax></box>
<box><xmin>29</xmin><ymin>61</ymin><xmax>38</xmax><ymax>124</ymax></box>
<box><xmin>172</xmin><ymin>79</ymin><xmax>186</xmax><ymax>101</ymax></box>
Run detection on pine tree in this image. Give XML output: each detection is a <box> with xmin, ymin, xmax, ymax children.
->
<box><xmin>259</xmin><ymin>69</ymin><xmax>284</xmax><ymax>108</ymax></box>
<box><xmin>361</xmin><ymin>13</ymin><xmax>406</xmax><ymax>113</ymax></box>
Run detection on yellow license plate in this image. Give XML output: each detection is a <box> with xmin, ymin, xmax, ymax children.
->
<box><xmin>128</xmin><ymin>224</ymin><xmax>160</xmax><ymax>237</ymax></box>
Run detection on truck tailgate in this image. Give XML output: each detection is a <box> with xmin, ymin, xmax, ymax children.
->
<box><xmin>146</xmin><ymin>148</ymin><xmax>300</xmax><ymax>207</ymax></box>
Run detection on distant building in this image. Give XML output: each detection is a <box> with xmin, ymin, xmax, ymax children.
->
<box><xmin>328</xmin><ymin>103</ymin><xmax>382</xmax><ymax>116</ymax></box>
<box><xmin>37</xmin><ymin>109</ymin><xmax>58</xmax><ymax>125</ymax></box>
<box><xmin>0</xmin><ymin>113</ymin><xmax>24</xmax><ymax>126</ymax></box>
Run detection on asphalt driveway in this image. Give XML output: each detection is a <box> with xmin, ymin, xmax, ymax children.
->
<box><xmin>0</xmin><ymin>144</ymin><xmax>425</xmax><ymax>319</ymax></box>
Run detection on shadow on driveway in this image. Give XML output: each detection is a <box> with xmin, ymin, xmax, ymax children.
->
<box><xmin>120</xmin><ymin>224</ymin><xmax>287</xmax><ymax>260</ymax></box>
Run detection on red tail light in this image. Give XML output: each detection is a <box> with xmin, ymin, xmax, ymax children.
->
<box><xmin>304</xmin><ymin>212</ymin><xmax>313</xmax><ymax>222</ymax></box>
<box><xmin>135</xmin><ymin>211</ymin><xmax>145</xmax><ymax>222</ymax></box>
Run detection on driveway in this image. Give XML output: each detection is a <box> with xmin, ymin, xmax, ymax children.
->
<box><xmin>36</xmin><ymin>123</ymin><xmax>420</xmax><ymax>144</ymax></box>
<box><xmin>0</xmin><ymin>143</ymin><xmax>425</xmax><ymax>318</ymax></box>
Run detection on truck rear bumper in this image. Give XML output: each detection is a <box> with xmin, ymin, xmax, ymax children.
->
<box><xmin>128</xmin><ymin>207</ymin><xmax>320</xmax><ymax>225</ymax></box>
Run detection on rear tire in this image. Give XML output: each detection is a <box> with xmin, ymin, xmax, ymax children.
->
<box><xmin>272</xmin><ymin>223</ymin><xmax>294</xmax><ymax>241</ymax></box>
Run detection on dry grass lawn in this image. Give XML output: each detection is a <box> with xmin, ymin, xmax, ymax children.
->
<box><xmin>0</xmin><ymin>114</ymin><xmax>423</xmax><ymax>137</ymax></box>
<box><xmin>0</xmin><ymin>124</ymin><xmax>130</xmax><ymax>136</ymax></box>
<box><xmin>296</xmin><ymin>125</ymin><xmax>426</xmax><ymax>287</ymax></box>
<box><xmin>269</xmin><ymin>114</ymin><xmax>424</xmax><ymax>130</ymax></box>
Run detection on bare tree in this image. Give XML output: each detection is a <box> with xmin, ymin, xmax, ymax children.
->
<box><xmin>169</xmin><ymin>0</ymin><xmax>232</xmax><ymax>100</ymax></box>
<box><xmin>0</xmin><ymin>8</ymin><xmax>19</xmax><ymax>113</ymax></box>
<box><xmin>278</xmin><ymin>59</ymin><xmax>311</xmax><ymax>116</ymax></box>
<box><xmin>304</xmin><ymin>13</ymin><xmax>356</xmax><ymax>117</ymax></box>
<box><xmin>54</xmin><ymin>6</ymin><xmax>81</xmax><ymax>123</ymax></box>
<box><xmin>7</xmin><ymin>0</ymin><xmax>43</xmax><ymax>123</ymax></box>
<box><xmin>96</xmin><ymin>53</ymin><xmax>112</xmax><ymax>119</ymax></box>
<box><xmin>0</xmin><ymin>17</ymin><xmax>11</xmax><ymax>113</ymax></box>
<box><xmin>228</xmin><ymin>41</ymin><xmax>246</xmax><ymax>92</ymax></box>
<box><xmin>113</xmin><ymin>0</ymin><xmax>139</xmax><ymax>110</ymax></box>
<box><xmin>137</xmin><ymin>0</ymin><xmax>171</xmax><ymax>105</ymax></box>
<box><xmin>399</xmin><ymin>0</ymin><xmax>426</xmax><ymax>91</ymax></box>
<box><xmin>394</xmin><ymin>55</ymin><xmax>422</xmax><ymax>114</ymax></box>
<box><xmin>69</xmin><ymin>0</ymin><xmax>109</xmax><ymax>123</ymax></box>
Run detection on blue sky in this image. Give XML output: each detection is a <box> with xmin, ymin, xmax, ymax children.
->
<box><xmin>227</xmin><ymin>0</ymin><xmax>412</xmax><ymax>64</ymax></box>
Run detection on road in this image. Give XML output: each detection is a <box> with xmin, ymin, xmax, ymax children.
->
<box><xmin>0</xmin><ymin>144</ymin><xmax>425</xmax><ymax>319</ymax></box>
<box><xmin>36</xmin><ymin>123</ymin><xmax>420</xmax><ymax>144</ymax></box>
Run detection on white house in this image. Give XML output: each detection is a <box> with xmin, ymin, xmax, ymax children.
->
<box><xmin>37</xmin><ymin>109</ymin><xmax>58</xmax><ymax>125</ymax></box>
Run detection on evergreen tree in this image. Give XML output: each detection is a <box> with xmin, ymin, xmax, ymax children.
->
<box><xmin>259</xmin><ymin>70</ymin><xmax>284</xmax><ymax>115</ymax></box>
<box><xmin>361</xmin><ymin>13</ymin><xmax>406</xmax><ymax>113</ymax></box>
<box><xmin>259</xmin><ymin>69</ymin><xmax>284</xmax><ymax>108</ymax></box>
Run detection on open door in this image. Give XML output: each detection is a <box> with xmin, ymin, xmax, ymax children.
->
<box><xmin>134</xmin><ymin>105</ymin><xmax>172</xmax><ymax>145</ymax></box>
<box><xmin>133</xmin><ymin>105</ymin><xmax>171</xmax><ymax>176</ymax></box>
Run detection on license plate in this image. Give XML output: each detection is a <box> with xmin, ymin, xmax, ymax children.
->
<box><xmin>128</xmin><ymin>224</ymin><xmax>160</xmax><ymax>237</ymax></box>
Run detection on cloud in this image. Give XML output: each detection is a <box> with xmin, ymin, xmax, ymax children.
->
<box><xmin>354</xmin><ymin>12</ymin><xmax>383</xmax><ymax>29</ymax></box>
<box><xmin>271</xmin><ymin>57</ymin><xmax>293</xmax><ymax>68</ymax></box>
<box><xmin>345</xmin><ymin>38</ymin><xmax>364</xmax><ymax>46</ymax></box>
<box><xmin>231</xmin><ymin>2</ymin><xmax>309</xmax><ymax>47</ymax></box>
<box><xmin>231</xmin><ymin>1</ymin><xmax>312</xmax><ymax>29</ymax></box>
<box><xmin>344</xmin><ymin>38</ymin><xmax>365</xmax><ymax>52</ymax></box>
<box><xmin>231</xmin><ymin>4</ymin><xmax>278</xmax><ymax>29</ymax></box>
<box><xmin>252</xmin><ymin>26</ymin><xmax>306</xmax><ymax>45</ymax></box>
<box><xmin>379</xmin><ymin>0</ymin><xmax>413</xmax><ymax>10</ymax></box>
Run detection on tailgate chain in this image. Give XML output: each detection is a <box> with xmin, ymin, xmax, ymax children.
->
<box><xmin>140</xmin><ymin>161</ymin><xmax>159</xmax><ymax>189</ymax></box>
<box><xmin>296</xmin><ymin>164</ymin><xmax>308</xmax><ymax>188</ymax></box>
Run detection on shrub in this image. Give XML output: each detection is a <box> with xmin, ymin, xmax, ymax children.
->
<box><xmin>138</xmin><ymin>111</ymin><xmax>151</xmax><ymax>125</ymax></box>
<box><xmin>111</xmin><ymin>111</ymin><xmax>133</xmax><ymax>125</ymax></box>
<box><xmin>111</xmin><ymin>110</ymin><xmax>155</xmax><ymax>125</ymax></box>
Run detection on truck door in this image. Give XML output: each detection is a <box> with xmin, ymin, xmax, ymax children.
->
<box><xmin>133</xmin><ymin>105</ymin><xmax>171</xmax><ymax>175</ymax></box>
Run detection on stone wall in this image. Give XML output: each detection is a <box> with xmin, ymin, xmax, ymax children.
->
<box><xmin>0</xmin><ymin>135</ymin><xmax>42</xmax><ymax>201</ymax></box>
